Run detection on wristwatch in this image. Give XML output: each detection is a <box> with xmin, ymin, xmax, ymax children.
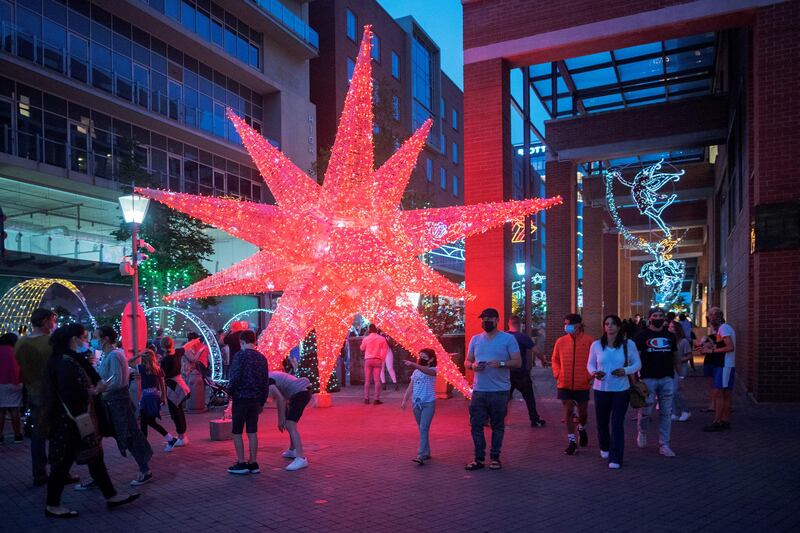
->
<box><xmin>500</xmin><ymin>361</ymin><xmax>506</xmax><ymax>368</ymax></box>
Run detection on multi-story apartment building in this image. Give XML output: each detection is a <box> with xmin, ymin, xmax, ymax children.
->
<box><xmin>309</xmin><ymin>0</ymin><xmax>463</xmax><ymax>211</ymax></box>
<box><xmin>0</xmin><ymin>0</ymin><xmax>318</xmax><ymax>322</ymax></box>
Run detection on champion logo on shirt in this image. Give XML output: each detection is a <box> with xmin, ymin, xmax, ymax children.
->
<box><xmin>646</xmin><ymin>337</ymin><xmax>672</xmax><ymax>349</ymax></box>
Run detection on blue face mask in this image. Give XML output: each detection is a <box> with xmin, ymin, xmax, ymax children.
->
<box><xmin>564</xmin><ymin>324</ymin><xmax>576</xmax><ymax>334</ymax></box>
<box><xmin>75</xmin><ymin>341</ymin><xmax>90</xmax><ymax>353</ymax></box>
<box><xmin>89</xmin><ymin>339</ymin><xmax>101</xmax><ymax>351</ymax></box>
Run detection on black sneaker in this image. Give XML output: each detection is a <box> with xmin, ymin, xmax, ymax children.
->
<box><xmin>564</xmin><ymin>440</ymin><xmax>578</xmax><ymax>455</ymax></box>
<box><xmin>720</xmin><ymin>421</ymin><xmax>732</xmax><ymax>430</ymax></box>
<box><xmin>373</xmin><ymin>400</ymin><xmax>383</xmax><ymax>405</ymax></box>
<box><xmin>703</xmin><ymin>421</ymin><xmax>725</xmax><ymax>432</ymax></box>
<box><xmin>13</xmin><ymin>434</ymin><xmax>23</xmax><ymax>443</ymax></box>
<box><xmin>364</xmin><ymin>399</ymin><xmax>370</xmax><ymax>405</ymax></box>
<box><xmin>531</xmin><ymin>419</ymin><xmax>546</xmax><ymax>428</ymax></box>
<box><xmin>227</xmin><ymin>462</ymin><xmax>250</xmax><ymax>475</ymax></box>
<box><xmin>579</xmin><ymin>428</ymin><xmax>588</xmax><ymax>447</ymax></box>
<box><xmin>247</xmin><ymin>462</ymin><xmax>261</xmax><ymax>474</ymax></box>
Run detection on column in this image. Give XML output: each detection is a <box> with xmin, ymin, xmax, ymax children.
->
<box><xmin>463</xmin><ymin>58</ymin><xmax>513</xmax><ymax>343</ymax></box>
<box><xmin>581</xmin><ymin>206</ymin><xmax>603</xmax><ymax>337</ymax></box>
<box><xmin>602</xmin><ymin>232</ymin><xmax>620</xmax><ymax>317</ymax></box>
<box><xmin>544</xmin><ymin>159</ymin><xmax>576</xmax><ymax>354</ymax></box>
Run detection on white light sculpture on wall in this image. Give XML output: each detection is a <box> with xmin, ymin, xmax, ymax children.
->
<box><xmin>605</xmin><ymin>159</ymin><xmax>685</xmax><ymax>304</ymax></box>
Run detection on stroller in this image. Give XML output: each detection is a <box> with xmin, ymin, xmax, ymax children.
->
<box><xmin>204</xmin><ymin>376</ymin><xmax>230</xmax><ymax>409</ymax></box>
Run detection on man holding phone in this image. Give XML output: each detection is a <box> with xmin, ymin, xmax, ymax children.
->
<box><xmin>464</xmin><ymin>308</ymin><xmax>521</xmax><ymax>471</ymax></box>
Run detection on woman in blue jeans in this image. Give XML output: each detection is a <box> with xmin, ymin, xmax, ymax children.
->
<box><xmin>401</xmin><ymin>349</ymin><xmax>437</xmax><ymax>465</ymax></box>
<box><xmin>587</xmin><ymin>315</ymin><xmax>641</xmax><ymax>469</ymax></box>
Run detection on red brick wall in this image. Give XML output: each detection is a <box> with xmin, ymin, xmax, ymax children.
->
<box><xmin>464</xmin><ymin>59</ymin><xmax>512</xmax><ymax>343</ymax></box>
<box><xmin>582</xmin><ymin>206</ymin><xmax>603</xmax><ymax>337</ymax></box>
<box><xmin>750</xmin><ymin>1</ymin><xmax>800</xmax><ymax>401</ymax></box>
<box><xmin>544</xmin><ymin>160</ymin><xmax>576</xmax><ymax>354</ymax></box>
<box><xmin>463</xmin><ymin>0</ymin><xmax>696</xmax><ymax>49</ymax></box>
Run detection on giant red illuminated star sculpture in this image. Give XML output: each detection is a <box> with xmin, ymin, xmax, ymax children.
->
<box><xmin>137</xmin><ymin>26</ymin><xmax>561</xmax><ymax>396</ymax></box>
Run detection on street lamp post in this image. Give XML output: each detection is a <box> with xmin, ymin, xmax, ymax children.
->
<box><xmin>118</xmin><ymin>194</ymin><xmax>150</xmax><ymax>361</ymax></box>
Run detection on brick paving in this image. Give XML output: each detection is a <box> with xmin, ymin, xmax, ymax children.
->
<box><xmin>1</xmin><ymin>369</ymin><xmax>798</xmax><ymax>532</ymax></box>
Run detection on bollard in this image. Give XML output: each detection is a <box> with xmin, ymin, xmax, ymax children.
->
<box><xmin>314</xmin><ymin>393</ymin><xmax>331</xmax><ymax>408</ymax></box>
<box><xmin>209</xmin><ymin>418</ymin><xmax>232</xmax><ymax>440</ymax></box>
<box><xmin>185</xmin><ymin>371</ymin><xmax>207</xmax><ymax>413</ymax></box>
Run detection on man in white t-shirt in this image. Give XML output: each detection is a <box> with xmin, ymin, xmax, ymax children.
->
<box><xmin>702</xmin><ymin>307</ymin><xmax>736</xmax><ymax>432</ymax></box>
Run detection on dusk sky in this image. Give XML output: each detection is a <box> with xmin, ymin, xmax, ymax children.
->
<box><xmin>376</xmin><ymin>0</ymin><xmax>464</xmax><ymax>88</ymax></box>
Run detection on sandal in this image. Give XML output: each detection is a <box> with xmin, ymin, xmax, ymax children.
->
<box><xmin>464</xmin><ymin>460</ymin><xmax>484</xmax><ymax>471</ymax></box>
<box><xmin>489</xmin><ymin>459</ymin><xmax>502</xmax><ymax>470</ymax></box>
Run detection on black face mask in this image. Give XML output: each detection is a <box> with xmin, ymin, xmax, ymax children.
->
<box><xmin>418</xmin><ymin>358</ymin><xmax>429</xmax><ymax>366</ymax></box>
<box><xmin>651</xmin><ymin>318</ymin><xmax>665</xmax><ymax>329</ymax></box>
<box><xmin>482</xmin><ymin>320</ymin><xmax>497</xmax><ymax>332</ymax></box>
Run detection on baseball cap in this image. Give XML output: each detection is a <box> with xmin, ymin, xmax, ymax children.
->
<box><xmin>478</xmin><ymin>308</ymin><xmax>500</xmax><ymax>319</ymax></box>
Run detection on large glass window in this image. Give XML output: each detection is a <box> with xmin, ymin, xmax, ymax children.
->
<box><xmin>426</xmin><ymin>158</ymin><xmax>432</xmax><ymax>181</ymax></box>
<box><xmin>371</xmin><ymin>33</ymin><xmax>380</xmax><ymax>62</ymax></box>
<box><xmin>453</xmin><ymin>175</ymin><xmax>459</xmax><ymax>197</ymax></box>
<box><xmin>346</xmin><ymin>9</ymin><xmax>356</xmax><ymax>42</ymax></box>
<box><xmin>452</xmin><ymin>142</ymin><xmax>458</xmax><ymax>165</ymax></box>
<box><xmin>439</xmin><ymin>167</ymin><xmax>446</xmax><ymax>190</ymax></box>
<box><xmin>347</xmin><ymin>57</ymin><xmax>355</xmax><ymax>83</ymax></box>
<box><xmin>412</xmin><ymin>36</ymin><xmax>432</xmax><ymax>130</ymax></box>
<box><xmin>452</xmin><ymin>108</ymin><xmax>458</xmax><ymax>130</ymax></box>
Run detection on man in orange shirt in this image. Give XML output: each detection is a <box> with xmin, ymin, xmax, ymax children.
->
<box><xmin>360</xmin><ymin>324</ymin><xmax>388</xmax><ymax>405</ymax></box>
<box><xmin>551</xmin><ymin>314</ymin><xmax>595</xmax><ymax>455</ymax></box>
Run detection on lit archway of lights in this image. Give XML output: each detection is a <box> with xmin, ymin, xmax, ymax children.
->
<box><xmin>222</xmin><ymin>308</ymin><xmax>274</xmax><ymax>332</ymax></box>
<box><xmin>0</xmin><ymin>278</ymin><xmax>98</xmax><ymax>335</ymax></box>
<box><xmin>143</xmin><ymin>306</ymin><xmax>223</xmax><ymax>382</ymax></box>
<box><xmin>605</xmin><ymin>159</ymin><xmax>685</xmax><ymax>303</ymax></box>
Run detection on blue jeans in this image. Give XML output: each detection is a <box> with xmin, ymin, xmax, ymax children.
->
<box><xmin>412</xmin><ymin>401</ymin><xmax>435</xmax><ymax>457</ymax></box>
<box><xmin>594</xmin><ymin>390</ymin><xmax>629</xmax><ymax>465</ymax></box>
<box><xmin>638</xmin><ymin>377</ymin><xmax>674</xmax><ymax>446</ymax></box>
<box><xmin>469</xmin><ymin>391</ymin><xmax>508</xmax><ymax>461</ymax></box>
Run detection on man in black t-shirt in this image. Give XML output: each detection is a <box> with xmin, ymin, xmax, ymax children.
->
<box><xmin>634</xmin><ymin>308</ymin><xmax>679</xmax><ymax>457</ymax></box>
<box><xmin>506</xmin><ymin>317</ymin><xmax>545</xmax><ymax>427</ymax></box>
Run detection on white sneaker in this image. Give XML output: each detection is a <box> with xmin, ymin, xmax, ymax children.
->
<box><xmin>659</xmin><ymin>445</ymin><xmax>676</xmax><ymax>457</ymax></box>
<box><xmin>174</xmin><ymin>438</ymin><xmax>187</xmax><ymax>447</ymax></box>
<box><xmin>608</xmin><ymin>462</ymin><xmax>621</xmax><ymax>469</ymax></box>
<box><xmin>285</xmin><ymin>457</ymin><xmax>308</xmax><ymax>471</ymax></box>
<box><xmin>600</xmin><ymin>450</ymin><xmax>609</xmax><ymax>459</ymax></box>
<box><xmin>679</xmin><ymin>411</ymin><xmax>691</xmax><ymax>422</ymax></box>
<box><xmin>637</xmin><ymin>432</ymin><xmax>647</xmax><ymax>448</ymax></box>
<box><xmin>281</xmin><ymin>449</ymin><xmax>297</xmax><ymax>459</ymax></box>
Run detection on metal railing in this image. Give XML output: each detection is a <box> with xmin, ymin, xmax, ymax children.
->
<box><xmin>249</xmin><ymin>0</ymin><xmax>319</xmax><ymax>50</ymax></box>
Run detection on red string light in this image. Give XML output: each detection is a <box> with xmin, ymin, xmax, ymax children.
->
<box><xmin>137</xmin><ymin>26</ymin><xmax>562</xmax><ymax>397</ymax></box>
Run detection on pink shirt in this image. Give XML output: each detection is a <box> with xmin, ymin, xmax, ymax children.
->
<box><xmin>360</xmin><ymin>333</ymin><xmax>388</xmax><ymax>361</ymax></box>
<box><xmin>0</xmin><ymin>345</ymin><xmax>21</xmax><ymax>384</ymax></box>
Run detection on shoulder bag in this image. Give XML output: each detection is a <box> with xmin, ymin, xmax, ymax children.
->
<box><xmin>624</xmin><ymin>340</ymin><xmax>649</xmax><ymax>408</ymax></box>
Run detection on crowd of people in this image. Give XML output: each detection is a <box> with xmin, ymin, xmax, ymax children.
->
<box><xmin>0</xmin><ymin>303</ymin><xmax>737</xmax><ymax>518</ymax></box>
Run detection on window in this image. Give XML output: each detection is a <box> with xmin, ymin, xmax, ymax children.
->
<box><xmin>453</xmin><ymin>175</ymin><xmax>459</xmax><ymax>197</ymax></box>
<box><xmin>346</xmin><ymin>9</ymin><xmax>356</xmax><ymax>42</ymax></box>
<box><xmin>391</xmin><ymin>50</ymin><xmax>400</xmax><ymax>79</ymax></box>
<box><xmin>347</xmin><ymin>57</ymin><xmax>355</xmax><ymax>83</ymax></box>
<box><xmin>411</xmin><ymin>36</ymin><xmax>432</xmax><ymax>130</ymax></box>
<box><xmin>452</xmin><ymin>142</ymin><xmax>458</xmax><ymax>164</ymax></box>
<box><xmin>440</xmin><ymin>97</ymin><xmax>445</xmax><ymax>120</ymax></box>
<box><xmin>392</xmin><ymin>95</ymin><xmax>400</xmax><ymax>121</ymax></box>
<box><xmin>440</xmin><ymin>168</ymin><xmax>446</xmax><ymax>189</ymax></box>
<box><xmin>440</xmin><ymin>132</ymin><xmax>446</xmax><ymax>153</ymax></box>
<box><xmin>371</xmin><ymin>33</ymin><xmax>380</xmax><ymax>62</ymax></box>
<box><xmin>452</xmin><ymin>108</ymin><xmax>458</xmax><ymax>130</ymax></box>
<box><xmin>426</xmin><ymin>159</ymin><xmax>433</xmax><ymax>181</ymax></box>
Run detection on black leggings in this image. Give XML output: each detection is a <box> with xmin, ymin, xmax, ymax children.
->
<box><xmin>140</xmin><ymin>414</ymin><xmax>169</xmax><ymax>438</ymax></box>
<box><xmin>167</xmin><ymin>400</ymin><xmax>187</xmax><ymax>435</ymax></box>
<box><xmin>47</xmin><ymin>451</ymin><xmax>116</xmax><ymax>506</ymax></box>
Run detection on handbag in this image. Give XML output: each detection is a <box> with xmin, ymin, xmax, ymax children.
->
<box><xmin>60</xmin><ymin>399</ymin><xmax>96</xmax><ymax>439</ymax></box>
<box><xmin>166</xmin><ymin>375</ymin><xmax>190</xmax><ymax>405</ymax></box>
<box><xmin>623</xmin><ymin>340</ymin><xmax>649</xmax><ymax>408</ymax></box>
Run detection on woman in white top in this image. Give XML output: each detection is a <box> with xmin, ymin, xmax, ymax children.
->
<box><xmin>587</xmin><ymin>315</ymin><xmax>641</xmax><ymax>469</ymax></box>
<box><xmin>401</xmin><ymin>348</ymin><xmax>437</xmax><ymax>466</ymax></box>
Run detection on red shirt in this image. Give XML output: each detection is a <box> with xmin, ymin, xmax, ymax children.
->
<box><xmin>0</xmin><ymin>345</ymin><xmax>21</xmax><ymax>384</ymax></box>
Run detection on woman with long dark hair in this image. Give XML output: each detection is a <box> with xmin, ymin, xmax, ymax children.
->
<box><xmin>401</xmin><ymin>348</ymin><xmax>438</xmax><ymax>465</ymax></box>
<box><xmin>587</xmin><ymin>315</ymin><xmax>641</xmax><ymax>469</ymax></box>
<box><xmin>42</xmin><ymin>323</ymin><xmax>139</xmax><ymax>518</ymax></box>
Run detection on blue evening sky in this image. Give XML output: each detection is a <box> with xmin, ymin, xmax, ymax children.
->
<box><xmin>376</xmin><ymin>0</ymin><xmax>463</xmax><ymax>88</ymax></box>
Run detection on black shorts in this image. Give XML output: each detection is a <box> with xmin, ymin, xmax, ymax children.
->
<box><xmin>557</xmin><ymin>388</ymin><xmax>590</xmax><ymax>403</ymax></box>
<box><xmin>286</xmin><ymin>390</ymin><xmax>311</xmax><ymax>422</ymax></box>
<box><xmin>231</xmin><ymin>398</ymin><xmax>262</xmax><ymax>434</ymax></box>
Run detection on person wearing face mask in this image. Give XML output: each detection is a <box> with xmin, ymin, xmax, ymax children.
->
<box><xmin>464</xmin><ymin>308</ymin><xmax>522</xmax><ymax>471</ymax></box>
<box><xmin>15</xmin><ymin>309</ymin><xmax>81</xmax><ymax>487</ymax></box>
<box><xmin>226</xmin><ymin>330</ymin><xmax>270</xmax><ymax>475</ymax></box>
<box><xmin>401</xmin><ymin>348</ymin><xmax>438</xmax><ymax>465</ymax></box>
<box><xmin>92</xmin><ymin>326</ymin><xmax>154</xmax><ymax>487</ymax></box>
<box><xmin>551</xmin><ymin>314</ymin><xmax>595</xmax><ymax>455</ymax></box>
<box><xmin>42</xmin><ymin>323</ymin><xmax>139</xmax><ymax>518</ymax></box>
<box><xmin>634</xmin><ymin>308</ymin><xmax>679</xmax><ymax>457</ymax></box>
<box><xmin>702</xmin><ymin>307</ymin><xmax>736</xmax><ymax>432</ymax></box>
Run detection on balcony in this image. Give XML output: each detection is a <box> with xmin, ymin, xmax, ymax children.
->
<box><xmin>246</xmin><ymin>0</ymin><xmax>319</xmax><ymax>52</ymax></box>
